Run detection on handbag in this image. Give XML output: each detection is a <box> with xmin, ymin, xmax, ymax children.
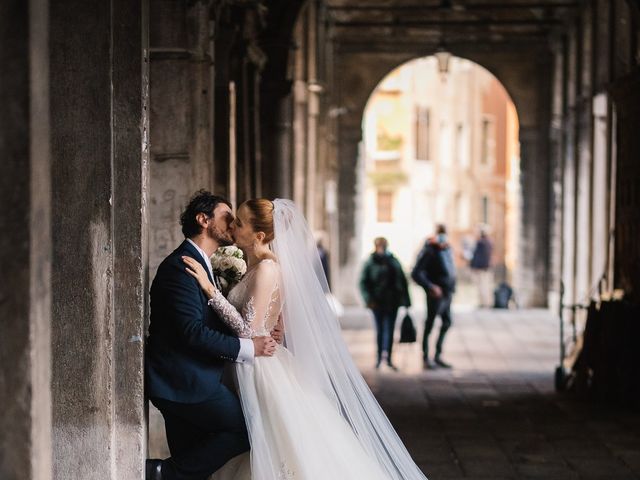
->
<box><xmin>399</xmin><ymin>310</ymin><xmax>417</xmax><ymax>343</ymax></box>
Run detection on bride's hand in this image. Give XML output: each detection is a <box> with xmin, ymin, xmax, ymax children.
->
<box><xmin>271</xmin><ymin>315</ymin><xmax>285</xmax><ymax>345</ymax></box>
<box><xmin>182</xmin><ymin>256</ymin><xmax>216</xmax><ymax>299</ymax></box>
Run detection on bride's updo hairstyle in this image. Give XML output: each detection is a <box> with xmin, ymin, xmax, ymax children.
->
<box><xmin>242</xmin><ymin>199</ymin><xmax>275</xmax><ymax>243</ymax></box>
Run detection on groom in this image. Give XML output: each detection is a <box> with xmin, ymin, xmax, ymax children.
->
<box><xmin>145</xmin><ymin>190</ymin><xmax>277</xmax><ymax>480</ymax></box>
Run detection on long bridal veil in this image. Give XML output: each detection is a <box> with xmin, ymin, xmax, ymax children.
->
<box><xmin>271</xmin><ymin>199</ymin><xmax>428</xmax><ymax>480</ymax></box>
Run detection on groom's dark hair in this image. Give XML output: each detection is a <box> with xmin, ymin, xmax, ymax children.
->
<box><xmin>180</xmin><ymin>189</ymin><xmax>232</xmax><ymax>238</ymax></box>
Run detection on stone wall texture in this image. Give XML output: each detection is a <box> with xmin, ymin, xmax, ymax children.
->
<box><xmin>0</xmin><ymin>1</ymin><xmax>52</xmax><ymax>478</ymax></box>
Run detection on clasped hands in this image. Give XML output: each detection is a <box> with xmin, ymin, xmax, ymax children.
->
<box><xmin>251</xmin><ymin>314</ymin><xmax>285</xmax><ymax>357</ymax></box>
<box><xmin>252</xmin><ymin>317</ymin><xmax>285</xmax><ymax>356</ymax></box>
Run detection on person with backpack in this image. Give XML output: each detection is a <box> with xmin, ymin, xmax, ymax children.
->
<box><xmin>412</xmin><ymin>224</ymin><xmax>457</xmax><ymax>370</ymax></box>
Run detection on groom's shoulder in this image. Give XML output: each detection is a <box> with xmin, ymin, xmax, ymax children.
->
<box><xmin>155</xmin><ymin>242</ymin><xmax>191</xmax><ymax>278</ymax></box>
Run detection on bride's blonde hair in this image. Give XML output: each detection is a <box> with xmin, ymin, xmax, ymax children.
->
<box><xmin>242</xmin><ymin>199</ymin><xmax>275</xmax><ymax>243</ymax></box>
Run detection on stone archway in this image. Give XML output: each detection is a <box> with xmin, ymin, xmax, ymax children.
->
<box><xmin>334</xmin><ymin>46</ymin><xmax>553</xmax><ymax>307</ymax></box>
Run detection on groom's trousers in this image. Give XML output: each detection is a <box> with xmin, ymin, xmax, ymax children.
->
<box><xmin>151</xmin><ymin>385</ymin><xmax>250</xmax><ymax>480</ymax></box>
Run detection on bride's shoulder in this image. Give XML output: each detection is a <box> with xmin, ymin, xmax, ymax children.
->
<box><xmin>254</xmin><ymin>256</ymin><xmax>280</xmax><ymax>275</ymax></box>
<box><xmin>247</xmin><ymin>257</ymin><xmax>280</xmax><ymax>288</ymax></box>
<box><xmin>257</xmin><ymin>257</ymin><xmax>279</xmax><ymax>270</ymax></box>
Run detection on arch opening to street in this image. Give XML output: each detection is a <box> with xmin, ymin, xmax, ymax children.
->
<box><xmin>358</xmin><ymin>55</ymin><xmax>521</xmax><ymax>313</ymax></box>
<box><xmin>344</xmin><ymin>56</ymin><xmax>559</xmax><ymax>379</ymax></box>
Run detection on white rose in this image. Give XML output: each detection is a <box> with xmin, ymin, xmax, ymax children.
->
<box><xmin>219</xmin><ymin>257</ymin><xmax>233</xmax><ymax>270</ymax></box>
<box><xmin>223</xmin><ymin>245</ymin><xmax>240</xmax><ymax>257</ymax></box>
<box><xmin>230</xmin><ymin>257</ymin><xmax>246</xmax><ymax>273</ymax></box>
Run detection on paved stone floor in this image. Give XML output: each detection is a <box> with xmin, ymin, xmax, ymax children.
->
<box><xmin>344</xmin><ymin>307</ymin><xmax>640</xmax><ymax>480</ymax></box>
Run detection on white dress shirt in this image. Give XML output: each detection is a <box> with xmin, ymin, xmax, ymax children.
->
<box><xmin>186</xmin><ymin>238</ymin><xmax>254</xmax><ymax>364</ymax></box>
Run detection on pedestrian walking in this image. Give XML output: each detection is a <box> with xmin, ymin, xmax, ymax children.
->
<box><xmin>470</xmin><ymin>226</ymin><xmax>493</xmax><ymax>308</ymax></box>
<box><xmin>412</xmin><ymin>224</ymin><xmax>456</xmax><ymax>369</ymax></box>
<box><xmin>359</xmin><ymin>237</ymin><xmax>411</xmax><ymax>370</ymax></box>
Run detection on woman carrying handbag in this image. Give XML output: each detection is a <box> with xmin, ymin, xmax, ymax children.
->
<box><xmin>359</xmin><ymin>237</ymin><xmax>412</xmax><ymax>370</ymax></box>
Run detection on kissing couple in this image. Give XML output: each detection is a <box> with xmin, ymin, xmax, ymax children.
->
<box><xmin>145</xmin><ymin>190</ymin><xmax>428</xmax><ymax>480</ymax></box>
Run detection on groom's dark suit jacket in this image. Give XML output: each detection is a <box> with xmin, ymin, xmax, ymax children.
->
<box><xmin>146</xmin><ymin>240</ymin><xmax>241</xmax><ymax>403</ymax></box>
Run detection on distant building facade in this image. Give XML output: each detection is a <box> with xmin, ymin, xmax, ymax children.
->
<box><xmin>360</xmin><ymin>57</ymin><xmax>520</xmax><ymax>286</ymax></box>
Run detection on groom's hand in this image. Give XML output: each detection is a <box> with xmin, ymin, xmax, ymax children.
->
<box><xmin>253</xmin><ymin>336</ymin><xmax>277</xmax><ymax>357</ymax></box>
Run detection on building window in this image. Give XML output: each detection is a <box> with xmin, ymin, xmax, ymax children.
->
<box><xmin>481</xmin><ymin>195</ymin><xmax>489</xmax><ymax>224</ymax></box>
<box><xmin>377</xmin><ymin>191</ymin><xmax>394</xmax><ymax>223</ymax></box>
<box><xmin>481</xmin><ymin>116</ymin><xmax>496</xmax><ymax>165</ymax></box>
<box><xmin>455</xmin><ymin>123</ymin><xmax>465</xmax><ymax>166</ymax></box>
<box><xmin>415</xmin><ymin>106</ymin><xmax>430</xmax><ymax>161</ymax></box>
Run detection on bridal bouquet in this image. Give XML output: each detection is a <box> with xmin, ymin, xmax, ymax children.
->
<box><xmin>211</xmin><ymin>246</ymin><xmax>247</xmax><ymax>294</ymax></box>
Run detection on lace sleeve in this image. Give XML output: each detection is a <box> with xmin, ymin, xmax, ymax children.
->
<box><xmin>207</xmin><ymin>260</ymin><xmax>282</xmax><ymax>338</ymax></box>
<box><xmin>207</xmin><ymin>289</ymin><xmax>254</xmax><ymax>338</ymax></box>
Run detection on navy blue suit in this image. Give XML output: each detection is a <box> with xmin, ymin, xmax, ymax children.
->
<box><xmin>146</xmin><ymin>240</ymin><xmax>249</xmax><ymax>480</ymax></box>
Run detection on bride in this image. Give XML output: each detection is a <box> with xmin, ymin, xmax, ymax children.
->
<box><xmin>181</xmin><ymin>199</ymin><xmax>428</xmax><ymax>480</ymax></box>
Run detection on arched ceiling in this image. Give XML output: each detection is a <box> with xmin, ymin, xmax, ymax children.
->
<box><xmin>327</xmin><ymin>0</ymin><xmax>579</xmax><ymax>53</ymax></box>
<box><xmin>326</xmin><ymin>0</ymin><xmax>579</xmax><ymax>131</ymax></box>
<box><xmin>336</xmin><ymin>47</ymin><xmax>550</xmax><ymax>131</ymax></box>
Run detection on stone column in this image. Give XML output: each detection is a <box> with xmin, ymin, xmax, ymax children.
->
<box><xmin>292</xmin><ymin>15</ymin><xmax>308</xmax><ymax>210</ymax></box>
<box><xmin>147</xmin><ymin>0</ymin><xmax>218</xmax><ymax>459</ymax></box>
<box><xmin>590</xmin><ymin>93</ymin><xmax>611</xmax><ymax>293</ymax></box>
<box><xmin>305</xmin><ymin>1</ymin><xmax>319</xmax><ymax>228</ymax></box>
<box><xmin>258</xmin><ymin>0</ymin><xmax>304</xmax><ymax>201</ymax></box>
<box><xmin>49</xmin><ymin>0</ymin><xmax>148</xmax><ymax>478</ymax></box>
<box><xmin>568</xmin><ymin>9</ymin><xmax>595</xmax><ymax>307</ymax></box>
<box><xmin>560</xmin><ymin>31</ymin><xmax>578</xmax><ymax>307</ymax></box>
<box><xmin>212</xmin><ymin>20</ymin><xmax>236</xmax><ymax>200</ymax></box>
<box><xmin>548</xmin><ymin>41</ymin><xmax>567</xmax><ymax>312</ymax></box>
<box><xmin>235</xmin><ymin>58</ymin><xmax>252</xmax><ymax>203</ymax></box>
<box><xmin>336</xmin><ymin>122</ymin><xmax>363</xmax><ymax>305</ymax></box>
<box><xmin>518</xmin><ymin>126</ymin><xmax>552</xmax><ymax>307</ymax></box>
<box><xmin>149</xmin><ymin>0</ymin><xmax>214</xmax><ymax>276</ymax></box>
<box><xmin>561</xmin><ymin>109</ymin><xmax>577</xmax><ymax>307</ymax></box>
<box><xmin>233</xmin><ymin>5</ymin><xmax>267</xmax><ymax>201</ymax></box>
<box><xmin>112</xmin><ymin>0</ymin><xmax>149</xmax><ymax>476</ymax></box>
<box><xmin>260</xmin><ymin>80</ymin><xmax>294</xmax><ymax>199</ymax></box>
<box><xmin>235</xmin><ymin>59</ymin><xmax>263</xmax><ymax>200</ymax></box>
<box><xmin>611</xmin><ymin>72</ymin><xmax>640</xmax><ymax>302</ymax></box>
<box><xmin>0</xmin><ymin>1</ymin><xmax>52</xmax><ymax>478</ymax></box>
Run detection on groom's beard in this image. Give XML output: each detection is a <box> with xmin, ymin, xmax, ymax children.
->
<box><xmin>209</xmin><ymin>223</ymin><xmax>234</xmax><ymax>247</ymax></box>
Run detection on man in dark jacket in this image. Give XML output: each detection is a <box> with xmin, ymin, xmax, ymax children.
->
<box><xmin>145</xmin><ymin>190</ymin><xmax>277</xmax><ymax>480</ymax></box>
<box><xmin>412</xmin><ymin>224</ymin><xmax>456</xmax><ymax>369</ymax></box>
<box><xmin>359</xmin><ymin>237</ymin><xmax>411</xmax><ymax>370</ymax></box>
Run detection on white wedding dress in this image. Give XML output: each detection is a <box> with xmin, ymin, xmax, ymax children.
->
<box><xmin>208</xmin><ymin>259</ymin><xmax>389</xmax><ymax>480</ymax></box>
<box><xmin>208</xmin><ymin>199</ymin><xmax>427</xmax><ymax>480</ymax></box>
